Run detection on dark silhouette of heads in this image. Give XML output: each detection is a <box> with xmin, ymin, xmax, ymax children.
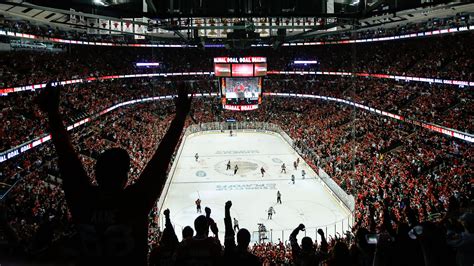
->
<box><xmin>237</xmin><ymin>229</ymin><xmax>251</xmax><ymax>248</ymax></box>
<box><xmin>194</xmin><ymin>215</ymin><xmax>209</xmax><ymax>236</ymax></box>
<box><xmin>301</xmin><ymin>237</ymin><xmax>314</xmax><ymax>251</ymax></box>
<box><xmin>95</xmin><ymin>148</ymin><xmax>130</xmax><ymax>191</ymax></box>
<box><xmin>182</xmin><ymin>226</ymin><xmax>194</xmax><ymax>239</ymax></box>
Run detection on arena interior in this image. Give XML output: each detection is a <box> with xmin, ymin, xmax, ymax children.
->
<box><xmin>0</xmin><ymin>0</ymin><xmax>473</xmax><ymax>265</ymax></box>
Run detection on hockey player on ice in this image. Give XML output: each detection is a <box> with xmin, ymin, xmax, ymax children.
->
<box><xmin>195</xmin><ymin>198</ymin><xmax>202</xmax><ymax>213</ymax></box>
<box><xmin>267</xmin><ymin>206</ymin><xmax>276</xmax><ymax>220</ymax></box>
<box><xmin>281</xmin><ymin>163</ymin><xmax>286</xmax><ymax>174</ymax></box>
<box><xmin>233</xmin><ymin>218</ymin><xmax>239</xmax><ymax>232</ymax></box>
<box><xmin>277</xmin><ymin>191</ymin><xmax>282</xmax><ymax>204</ymax></box>
<box><xmin>226</xmin><ymin>160</ymin><xmax>231</xmax><ymax>170</ymax></box>
<box><xmin>234</xmin><ymin>164</ymin><xmax>239</xmax><ymax>175</ymax></box>
<box><xmin>291</xmin><ymin>175</ymin><xmax>295</xmax><ymax>184</ymax></box>
<box><xmin>260</xmin><ymin>167</ymin><xmax>266</xmax><ymax>177</ymax></box>
<box><xmin>195</xmin><ymin>153</ymin><xmax>199</xmax><ymax>162</ymax></box>
<box><xmin>301</xmin><ymin>169</ymin><xmax>306</xmax><ymax>179</ymax></box>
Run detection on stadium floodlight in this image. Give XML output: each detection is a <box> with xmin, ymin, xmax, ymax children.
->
<box><xmin>294</xmin><ymin>60</ymin><xmax>319</xmax><ymax>64</ymax></box>
<box><xmin>350</xmin><ymin>0</ymin><xmax>360</xmax><ymax>6</ymax></box>
<box><xmin>93</xmin><ymin>0</ymin><xmax>109</xmax><ymax>6</ymax></box>
<box><xmin>136</xmin><ymin>62</ymin><xmax>160</xmax><ymax>67</ymax></box>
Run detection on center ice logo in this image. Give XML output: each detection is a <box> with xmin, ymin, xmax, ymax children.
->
<box><xmin>214</xmin><ymin>160</ymin><xmax>262</xmax><ymax>176</ymax></box>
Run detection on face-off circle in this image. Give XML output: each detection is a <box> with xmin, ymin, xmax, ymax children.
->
<box><xmin>195</xmin><ymin>170</ymin><xmax>207</xmax><ymax>177</ymax></box>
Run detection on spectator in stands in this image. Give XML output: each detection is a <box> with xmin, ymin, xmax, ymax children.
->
<box><xmin>290</xmin><ymin>223</ymin><xmax>328</xmax><ymax>265</ymax></box>
<box><xmin>182</xmin><ymin>226</ymin><xmax>194</xmax><ymax>241</ymax></box>
<box><xmin>0</xmin><ymin>202</ymin><xmax>25</xmax><ymax>261</ymax></box>
<box><xmin>349</xmin><ymin>227</ymin><xmax>375</xmax><ymax>266</ymax></box>
<box><xmin>205</xmin><ymin>206</ymin><xmax>219</xmax><ymax>240</ymax></box>
<box><xmin>224</xmin><ymin>200</ymin><xmax>261</xmax><ymax>266</ymax></box>
<box><xmin>326</xmin><ymin>241</ymin><xmax>352</xmax><ymax>266</ymax></box>
<box><xmin>174</xmin><ymin>215</ymin><xmax>222</xmax><ymax>265</ymax></box>
<box><xmin>149</xmin><ymin>209</ymin><xmax>179</xmax><ymax>266</ymax></box>
<box><xmin>447</xmin><ymin>213</ymin><xmax>474</xmax><ymax>266</ymax></box>
<box><xmin>37</xmin><ymin>81</ymin><xmax>192</xmax><ymax>265</ymax></box>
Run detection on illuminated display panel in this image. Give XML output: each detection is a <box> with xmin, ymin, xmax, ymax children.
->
<box><xmin>254</xmin><ymin>63</ymin><xmax>267</xmax><ymax>76</ymax></box>
<box><xmin>223</xmin><ymin>77</ymin><xmax>260</xmax><ymax>99</ymax></box>
<box><xmin>214</xmin><ymin>57</ymin><xmax>266</xmax><ymax>63</ymax></box>
<box><xmin>214</xmin><ymin>57</ymin><xmax>267</xmax><ymax>77</ymax></box>
<box><xmin>221</xmin><ymin>77</ymin><xmax>262</xmax><ymax>111</ymax></box>
<box><xmin>231</xmin><ymin>64</ymin><xmax>254</xmax><ymax>77</ymax></box>
<box><xmin>214</xmin><ymin>64</ymin><xmax>231</xmax><ymax>77</ymax></box>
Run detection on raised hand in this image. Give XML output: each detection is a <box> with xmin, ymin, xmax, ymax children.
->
<box><xmin>317</xmin><ymin>229</ymin><xmax>324</xmax><ymax>235</ymax></box>
<box><xmin>225</xmin><ymin>201</ymin><xmax>232</xmax><ymax>210</ymax></box>
<box><xmin>37</xmin><ymin>81</ymin><xmax>60</xmax><ymax>114</ymax></box>
<box><xmin>298</xmin><ymin>223</ymin><xmax>305</xmax><ymax>231</ymax></box>
<box><xmin>210</xmin><ymin>222</ymin><xmax>219</xmax><ymax>237</ymax></box>
<box><xmin>164</xmin><ymin>209</ymin><xmax>170</xmax><ymax>217</ymax></box>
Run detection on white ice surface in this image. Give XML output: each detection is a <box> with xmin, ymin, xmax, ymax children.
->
<box><xmin>159</xmin><ymin>131</ymin><xmax>351</xmax><ymax>243</ymax></box>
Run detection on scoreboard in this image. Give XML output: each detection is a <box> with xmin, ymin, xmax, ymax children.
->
<box><xmin>214</xmin><ymin>57</ymin><xmax>267</xmax><ymax>111</ymax></box>
<box><xmin>214</xmin><ymin>56</ymin><xmax>267</xmax><ymax>77</ymax></box>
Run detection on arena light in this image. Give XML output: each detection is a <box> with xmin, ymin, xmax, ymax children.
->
<box><xmin>136</xmin><ymin>62</ymin><xmax>160</xmax><ymax>67</ymax></box>
<box><xmin>294</xmin><ymin>60</ymin><xmax>319</xmax><ymax>64</ymax></box>
<box><xmin>205</xmin><ymin>44</ymin><xmax>225</xmax><ymax>48</ymax></box>
<box><xmin>93</xmin><ymin>0</ymin><xmax>109</xmax><ymax>6</ymax></box>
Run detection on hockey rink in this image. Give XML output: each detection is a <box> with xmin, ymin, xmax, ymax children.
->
<box><xmin>159</xmin><ymin>131</ymin><xmax>352</xmax><ymax>243</ymax></box>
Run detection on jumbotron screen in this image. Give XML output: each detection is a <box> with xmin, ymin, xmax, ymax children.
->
<box><xmin>220</xmin><ymin>77</ymin><xmax>262</xmax><ymax>111</ymax></box>
<box><xmin>214</xmin><ymin>57</ymin><xmax>267</xmax><ymax>77</ymax></box>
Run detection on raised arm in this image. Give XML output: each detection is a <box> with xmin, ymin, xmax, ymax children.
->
<box><xmin>37</xmin><ymin>82</ymin><xmax>89</xmax><ymax>213</ymax></box>
<box><xmin>205</xmin><ymin>207</ymin><xmax>219</xmax><ymax>240</ymax></box>
<box><xmin>317</xmin><ymin>228</ymin><xmax>328</xmax><ymax>254</ymax></box>
<box><xmin>163</xmin><ymin>209</ymin><xmax>179</xmax><ymax>247</ymax></box>
<box><xmin>224</xmin><ymin>201</ymin><xmax>236</xmax><ymax>251</ymax></box>
<box><xmin>133</xmin><ymin>82</ymin><xmax>192</xmax><ymax>207</ymax></box>
<box><xmin>290</xmin><ymin>224</ymin><xmax>304</xmax><ymax>256</ymax></box>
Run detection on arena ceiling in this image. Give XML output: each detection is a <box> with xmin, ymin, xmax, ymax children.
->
<box><xmin>1</xmin><ymin>1</ymin><xmax>472</xmax><ymax>43</ymax></box>
<box><xmin>22</xmin><ymin>0</ymin><xmax>459</xmax><ymax>17</ymax></box>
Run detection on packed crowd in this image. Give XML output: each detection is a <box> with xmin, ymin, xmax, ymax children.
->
<box><xmin>0</xmin><ymin>17</ymin><xmax>472</xmax><ymax>264</ymax></box>
<box><xmin>0</xmin><ymin>30</ymin><xmax>472</xmax><ymax>89</ymax></box>
<box><xmin>2</xmin><ymin>101</ymin><xmax>174</xmax><ymax>255</ymax></box>
<box><xmin>321</xmin><ymin>12</ymin><xmax>471</xmax><ymax>41</ymax></box>
<box><xmin>2</xmin><ymin>74</ymin><xmax>471</xmax><ymax>156</ymax></box>
<box><xmin>0</xmin><ymin>78</ymin><xmax>217</xmax><ymax>150</ymax></box>
<box><xmin>264</xmin><ymin>76</ymin><xmax>473</xmax><ymax>134</ymax></box>
<box><xmin>1</xmin><ymin>82</ymin><xmax>472</xmax><ymax>264</ymax></box>
<box><xmin>0</xmin><ymin>48</ymin><xmax>213</xmax><ymax>88</ymax></box>
<box><xmin>211</xmin><ymin>97</ymin><xmax>472</xmax><ymax>225</ymax></box>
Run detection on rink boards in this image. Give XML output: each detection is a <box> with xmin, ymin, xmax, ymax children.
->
<box><xmin>158</xmin><ymin>131</ymin><xmax>352</xmax><ymax>243</ymax></box>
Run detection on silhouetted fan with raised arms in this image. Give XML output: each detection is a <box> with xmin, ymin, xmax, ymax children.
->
<box><xmin>37</xmin><ymin>80</ymin><xmax>192</xmax><ymax>265</ymax></box>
